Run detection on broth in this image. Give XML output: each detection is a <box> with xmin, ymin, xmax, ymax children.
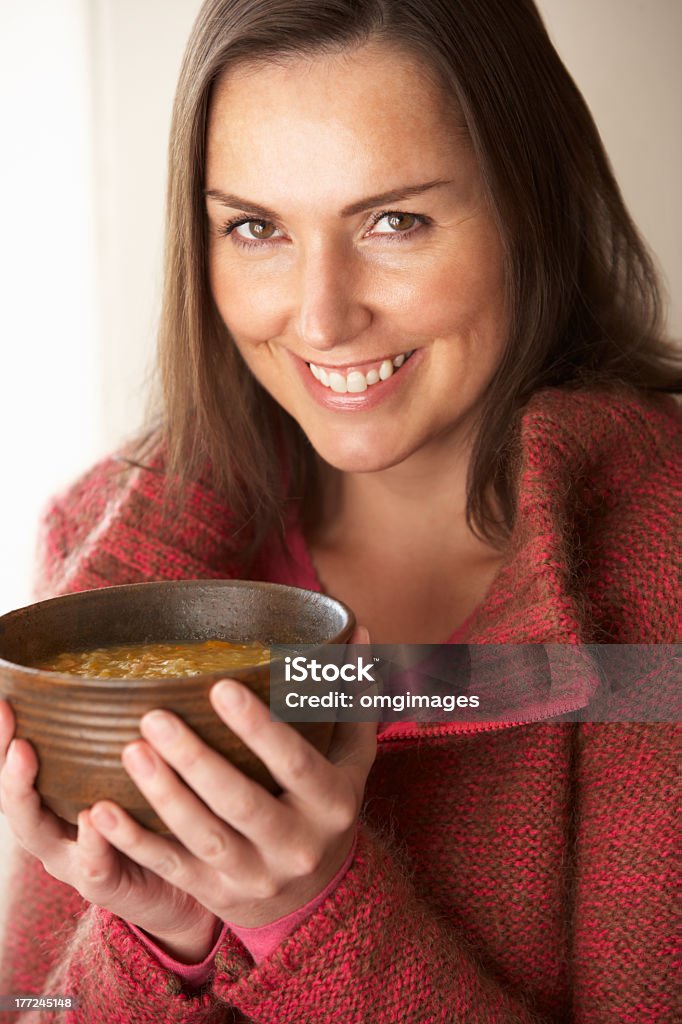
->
<box><xmin>34</xmin><ymin>639</ymin><xmax>270</xmax><ymax>679</ymax></box>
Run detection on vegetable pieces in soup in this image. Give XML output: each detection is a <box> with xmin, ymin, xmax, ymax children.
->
<box><xmin>35</xmin><ymin>640</ymin><xmax>270</xmax><ymax>679</ymax></box>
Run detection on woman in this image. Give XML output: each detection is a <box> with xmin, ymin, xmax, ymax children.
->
<box><xmin>0</xmin><ymin>1</ymin><xmax>679</xmax><ymax>1021</ymax></box>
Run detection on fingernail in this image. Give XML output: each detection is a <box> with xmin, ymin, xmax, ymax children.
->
<box><xmin>123</xmin><ymin>743</ymin><xmax>156</xmax><ymax>778</ymax></box>
<box><xmin>143</xmin><ymin>710</ymin><xmax>178</xmax><ymax>741</ymax></box>
<box><xmin>90</xmin><ymin>805</ymin><xmax>117</xmax><ymax>831</ymax></box>
<box><xmin>213</xmin><ymin>680</ymin><xmax>246</xmax><ymax>712</ymax></box>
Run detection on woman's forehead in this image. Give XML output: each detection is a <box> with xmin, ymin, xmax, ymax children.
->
<box><xmin>205</xmin><ymin>41</ymin><xmax>469</xmax><ymax>200</ymax></box>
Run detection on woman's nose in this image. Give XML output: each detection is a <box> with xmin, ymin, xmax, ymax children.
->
<box><xmin>295</xmin><ymin>250</ymin><xmax>372</xmax><ymax>352</ymax></box>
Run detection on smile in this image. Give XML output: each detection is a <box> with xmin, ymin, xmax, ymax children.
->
<box><xmin>307</xmin><ymin>350</ymin><xmax>415</xmax><ymax>393</ymax></box>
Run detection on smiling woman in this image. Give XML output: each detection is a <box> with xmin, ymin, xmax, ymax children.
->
<box><xmin>201</xmin><ymin>44</ymin><xmax>511</xmax><ymax>641</ymax></box>
<box><xmin>204</xmin><ymin>45</ymin><xmax>507</xmax><ymax>480</ymax></box>
<box><xmin>0</xmin><ymin>1</ymin><xmax>679</xmax><ymax>1022</ymax></box>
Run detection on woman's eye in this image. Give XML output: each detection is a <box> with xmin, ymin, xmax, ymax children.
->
<box><xmin>232</xmin><ymin>219</ymin><xmax>280</xmax><ymax>241</ymax></box>
<box><xmin>370</xmin><ymin>212</ymin><xmax>421</xmax><ymax>235</ymax></box>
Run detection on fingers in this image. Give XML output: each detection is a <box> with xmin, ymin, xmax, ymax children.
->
<box><xmin>130</xmin><ymin>683</ymin><xmax>366</xmax><ymax>843</ymax></box>
<box><xmin>209</xmin><ymin>680</ymin><xmax>368</xmax><ymax>823</ymax></box>
<box><xmin>90</xmin><ymin>801</ymin><xmax>195</xmax><ymax>883</ymax></box>
<box><xmin>95</xmin><ymin>674</ymin><xmax>380</xmax><ymax>929</ymax></box>
<box><xmin>0</xmin><ymin>707</ymin><xmax>217</xmax><ymax>944</ymax></box>
<box><xmin>349</xmin><ymin>625</ymin><xmax>370</xmax><ymax>645</ymax></box>
<box><xmin>88</xmin><ymin>799</ymin><xmax>220</xmax><ymax>909</ymax></box>
<box><xmin>84</xmin><ymin>802</ymin><xmax>221</xmax><ymax>950</ymax></box>
<box><xmin>74</xmin><ymin>810</ymin><xmax>125</xmax><ymax>897</ymax></box>
<box><xmin>0</xmin><ymin>699</ymin><xmax>15</xmax><ymax>753</ymax></box>
<box><xmin>212</xmin><ymin>680</ymin><xmax>341</xmax><ymax>797</ymax></box>
<box><xmin>116</xmin><ymin>677</ymin><xmax>377</xmax><ymax>901</ymax></box>
<box><xmin>0</xmin><ymin>700</ymin><xmax>16</xmax><ymax>812</ymax></box>
<box><xmin>138</xmin><ymin>708</ymin><xmax>303</xmax><ymax>848</ymax></box>
<box><xmin>0</xmin><ymin>737</ymin><xmax>75</xmax><ymax>865</ymax></box>
<box><xmin>122</xmin><ymin>725</ymin><xmax>276</xmax><ymax>854</ymax></box>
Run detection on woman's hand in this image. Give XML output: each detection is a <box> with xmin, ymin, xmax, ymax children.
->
<box><xmin>0</xmin><ymin>699</ymin><xmax>219</xmax><ymax>962</ymax></box>
<box><xmin>0</xmin><ymin>626</ymin><xmax>376</xmax><ymax>963</ymax></box>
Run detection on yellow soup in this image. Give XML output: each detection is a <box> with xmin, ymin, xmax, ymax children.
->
<box><xmin>35</xmin><ymin>640</ymin><xmax>270</xmax><ymax>679</ymax></box>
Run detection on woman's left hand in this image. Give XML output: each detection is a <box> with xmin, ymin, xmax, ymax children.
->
<box><xmin>88</xmin><ymin>627</ymin><xmax>377</xmax><ymax>956</ymax></box>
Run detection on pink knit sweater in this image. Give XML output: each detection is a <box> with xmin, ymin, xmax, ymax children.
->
<box><xmin>0</xmin><ymin>387</ymin><xmax>679</xmax><ymax>1023</ymax></box>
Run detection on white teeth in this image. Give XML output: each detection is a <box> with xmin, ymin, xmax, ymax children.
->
<box><xmin>379</xmin><ymin>359</ymin><xmax>393</xmax><ymax>381</ymax></box>
<box><xmin>328</xmin><ymin>371</ymin><xmax>348</xmax><ymax>394</ymax></box>
<box><xmin>307</xmin><ymin>350</ymin><xmax>413</xmax><ymax>392</ymax></box>
<box><xmin>346</xmin><ymin>371</ymin><xmax>368</xmax><ymax>393</ymax></box>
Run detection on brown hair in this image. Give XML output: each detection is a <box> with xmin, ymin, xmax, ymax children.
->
<box><xmin>135</xmin><ymin>0</ymin><xmax>680</xmax><ymax>564</ymax></box>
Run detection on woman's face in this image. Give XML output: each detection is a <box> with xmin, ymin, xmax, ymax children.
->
<box><xmin>205</xmin><ymin>43</ymin><xmax>507</xmax><ymax>473</ymax></box>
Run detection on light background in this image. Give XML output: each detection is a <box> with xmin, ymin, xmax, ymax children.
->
<box><xmin>0</xmin><ymin>0</ymin><xmax>680</xmax><ymax>927</ymax></box>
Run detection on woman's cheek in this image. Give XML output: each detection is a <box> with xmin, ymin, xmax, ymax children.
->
<box><xmin>210</xmin><ymin>265</ymin><xmax>291</xmax><ymax>347</ymax></box>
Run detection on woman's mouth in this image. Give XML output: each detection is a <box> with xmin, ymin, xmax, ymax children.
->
<box><xmin>306</xmin><ymin>350</ymin><xmax>416</xmax><ymax>393</ymax></box>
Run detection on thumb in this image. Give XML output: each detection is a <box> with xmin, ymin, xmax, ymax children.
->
<box><xmin>326</xmin><ymin>719</ymin><xmax>378</xmax><ymax>774</ymax></box>
<box><xmin>349</xmin><ymin>624</ymin><xmax>371</xmax><ymax>645</ymax></box>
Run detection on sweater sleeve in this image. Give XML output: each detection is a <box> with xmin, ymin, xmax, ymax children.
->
<box><xmin>29</xmin><ymin>450</ymin><xmax>244</xmax><ymax>603</ymax></box>
<box><xmin>128</xmin><ymin>921</ymin><xmax>229</xmax><ymax>990</ymax></box>
<box><xmin>0</xmin><ymin>846</ymin><xmax>246</xmax><ymax>1024</ymax></box>
<box><xmin>208</xmin><ymin>821</ymin><xmax>557</xmax><ymax>1024</ymax></box>
<box><xmin>128</xmin><ymin>835</ymin><xmax>357</xmax><ymax>989</ymax></box>
<box><xmin>228</xmin><ymin>834</ymin><xmax>356</xmax><ymax>965</ymax></box>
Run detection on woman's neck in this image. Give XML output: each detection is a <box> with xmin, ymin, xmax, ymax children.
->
<box><xmin>310</xmin><ymin>438</ymin><xmax>490</xmax><ymax>559</ymax></box>
<box><xmin>304</xmin><ymin>441</ymin><xmax>506</xmax><ymax>644</ymax></box>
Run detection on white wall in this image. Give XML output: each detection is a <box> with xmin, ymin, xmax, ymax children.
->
<box><xmin>89</xmin><ymin>0</ymin><xmax>204</xmax><ymax>452</ymax></box>
<box><xmin>0</xmin><ymin>0</ymin><xmax>201</xmax><ymax>620</ymax></box>
<box><xmin>0</xmin><ymin>0</ymin><xmax>680</xmax><ymax>935</ymax></box>
<box><xmin>1</xmin><ymin>0</ymin><xmax>100</xmax><ymax>616</ymax></box>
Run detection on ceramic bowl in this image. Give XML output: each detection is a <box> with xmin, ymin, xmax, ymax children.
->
<box><xmin>0</xmin><ymin>580</ymin><xmax>354</xmax><ymax>832</ymax></box>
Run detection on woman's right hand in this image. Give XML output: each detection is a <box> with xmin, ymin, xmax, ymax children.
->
<box><xmin>0</xmin><ymin>699</ymin><xmax>220</xmax><ymax>963</ymax></box>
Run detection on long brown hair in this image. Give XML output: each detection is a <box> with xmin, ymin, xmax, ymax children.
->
<box><xmin>134</xmin><ymin>0</ymin><xmax>680</xmax><ymax>565</ymax></box>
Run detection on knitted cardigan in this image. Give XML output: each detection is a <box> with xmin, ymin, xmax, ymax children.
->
<box><xmin>0</xmin><ymin>387</ymin><xmax>679</xmax><ymax>1024</ymax></box>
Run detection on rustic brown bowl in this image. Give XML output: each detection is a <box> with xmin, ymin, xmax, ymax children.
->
<box><xmin>0</xmin><ymin>580</ymin><xmax>354</xmax><ymax>832</ymax></box>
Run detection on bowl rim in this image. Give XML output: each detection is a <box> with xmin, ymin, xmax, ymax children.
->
<box><xmin>0</xmin><ymin>578</ymin><xmax>355</xmax><ymax>686</ymax></box>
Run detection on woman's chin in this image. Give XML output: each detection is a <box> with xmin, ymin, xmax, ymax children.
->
<box><xmin>308</xmin><ymin>433</ymin><xmax>415</xmax><ymax>475</ymax></box>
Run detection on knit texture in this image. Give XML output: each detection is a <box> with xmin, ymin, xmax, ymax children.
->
<box><xmin>0</xmin><ymin>387</ymin><xmax>679</xmax><ymax>1023</ymax></box>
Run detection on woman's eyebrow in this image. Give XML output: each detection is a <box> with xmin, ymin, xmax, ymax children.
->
<box><xmin>204</xmin><ymin>190</ymin><xmax>276</xmax><ymax>221</ymax></box>
<box><xmin>203</xmin><ymin>179</ymin><xmax>453</xmax><ymax>219</ymax></box>
<box><xmin>340</xmin><ymin>179</ymin><xmax>453</xmax><ymax>216</ymax></box>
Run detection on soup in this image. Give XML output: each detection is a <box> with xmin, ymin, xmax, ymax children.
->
<box><xmin>34</xmin><ymin>639</ymin><xmax>270</xmax><ymax>679</ymax></box>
